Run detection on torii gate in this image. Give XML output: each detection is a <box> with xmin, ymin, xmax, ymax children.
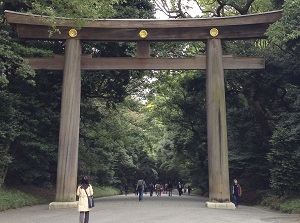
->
<box><xmin>5</xmin><ymin>10</ymin><xmax>281</xmax><ymax>209</ymax></box>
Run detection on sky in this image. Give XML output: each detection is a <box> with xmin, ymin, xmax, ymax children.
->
<box><xmin>154</xmin><ymin>0</ymin><xmax>201</xmax><ymax>19</ymax></box>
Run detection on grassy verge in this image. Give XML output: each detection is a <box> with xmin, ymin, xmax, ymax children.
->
<box><xmin>261</xmin><ymin>194</ymin><xmax>300</xmax><ymax>214</ymax></box>
<box><xmin>0</xmin><ymin>185</ymin><xmax>120</xmax><ymax>212</ymax></box>
<box><xmin>0</xmin><ymin>188</ymin><xmax>40</xmax><ymax>211</ymax></box>
<box><xmin>186</xmin><ymin>187</ymin><xmax>300</xmax><ymax>214</ymax></box>
<box><xmin>93</xmin><ymin>186</ymin><xmax>120</xmax><ymax>198</ymax></box>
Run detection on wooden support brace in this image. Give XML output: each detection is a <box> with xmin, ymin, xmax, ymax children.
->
<box><xmin>27</xmin><ymin>55</ymin><xmax>265</xmax><ymax>70</ymax></box>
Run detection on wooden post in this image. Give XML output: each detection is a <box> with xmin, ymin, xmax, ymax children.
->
<box><xmin>55</xmin><ymin>39</ymin><xmax>81</xmax><ymax>202</ymax></box>
<box><xmin>206</xmin><ymin>38</ymin><xmax>231</xmax><ymax>205</ymax></box>
<box><xmin>137</xmin><ymin>41</ymin><xmax>150</xmax><ymax>58</ymax></box>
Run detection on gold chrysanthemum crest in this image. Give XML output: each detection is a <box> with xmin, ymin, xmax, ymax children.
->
<box><xmin>139</xmin><ymin>30</ymin><xmax>148</xmax><ymax>39</ymax></box>
<box><xmin>69</xmin><ymin>29</ymin><xmax>78</xmax><ymax>38</ymax></box>
<box><xmin>210</xmin><ymin>28</ymin><xmax>219</xmax><ymax>37</ymax></box>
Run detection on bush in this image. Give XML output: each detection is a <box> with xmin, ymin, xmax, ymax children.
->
<box><xmin>0</xmin><ymin>186</ymin><xmax>120</xmax><ymax>212</ymax></box>
<box><xmin>0</xmin><ymin>188</ymin><xmax>40</xmax><ymax>211</ymax></box>
<box><xmin>261</xmin><ymin>193</ymin><xmax>300</xmax><ymax>213</ymax></box>
<box><xmin>280</xmin><ymin>198</ymin><xmax>300</xmax><ymax>214</ymax></box>
<box><xmin>241</xmin><ymin>190</ymin><xmax>263</xmax><ymax>205</ymax></box>
<box><xmin>93</xmin><ymin>186</ymin><xmax>120</xmax><ymax>198</ymax></box>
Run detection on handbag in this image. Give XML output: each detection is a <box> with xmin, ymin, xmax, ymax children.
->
<box><xmin>84</xmin><ymin>188</ymin><xmax>94</xmax><ymax>208</ymax></box>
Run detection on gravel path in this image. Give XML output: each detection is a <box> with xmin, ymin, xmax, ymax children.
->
<box><xmin>0</xmin><ymin>193</ymin><xmax>299</xmax><ymax>223</ymax></box>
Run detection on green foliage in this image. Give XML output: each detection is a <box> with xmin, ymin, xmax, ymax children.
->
<box><xmin>223</xmin><ymin>35</ymin><xmax>300</xmax><ymax>194</ymax></box>
<box><xmin>78</xmin><ymin>98</ymin><xmax>158</xmax><ymax>187</ymax></box>
<box><xmin>228</xmin><ymin>105</ymin><xmax>271</xmax><ymax>190</ymax></box>
<box><xmin>0</xmin><ymin>0</ymin><xmax>157</xmax><ymax>189</ymax></box>
<box><xmin>268</xmin><ymin>110</ymin><xmax>300</xmax><ymax>194</ymax></box>
<box><xmin>0</xmin><ymin>31</ymin><xmax>35</xmax><ymax>87</ymax></box>
<box><xmin>0</xmin><ymin>29</ymin><xmax>39</xmax><ymax>187</ymax></box>
<box><xmin>0</xmin><ymin>188</ymin><xmax>39</xmax><ymax>211</ymax></box>
<box><xmin>267</xmin><ymin>0</ymin><xmax>300</xmax><ymax>48</ymax></box>
<box><xmin>189</xmin><ymin>0</ymin><xmax>273</xmax><ymax>17</ymax></box>
<box><xmin>261</xmin><ymin>194</ymin><xmax>300</xmax><ymax>213</ymax></box>
<box><xmin>280</xmin><ymin>198</ymin><xmax>300</xmax><ymax>214</ymax></box>
<box><xmin>2</xmin><ymin>0</ymin><xmax>126</xmax><ymax>34</ymax></box>
<box><xmin>0</xmin><ymin>90</ymin><xmax>18</xmax><ymax>185</ymax></box>
<box><xmin>266</xmin><ymin>3</ymin><xmax>300</xmax><ymax>193</ymax></box>
<box><xmin>114</xmin><ymin>0</ymin><xmax>155</xmax><ymax>18</ymax></box>
<box><xmin>92</xmin><ymin>186</ymin><xmax>120</xmax><ymax>198</ymax></box>
<box><xmin>146</xmin><ymin>68</ymin><xmax>208</xmax><ymax>189</ymax></box>
<box><xmin>271</xmin><ymin>0</ymin><xmax>284</xmax><ymax>9</ymax></box>
<box><xmin>0</xmin><ymin>185</ymin><xmax>120</xmax><ymax>211</ymax></box>
<box><xmin>30</xmin><ymin>0</ymin><xmax>124</xmax><ymax>18</ymax></box>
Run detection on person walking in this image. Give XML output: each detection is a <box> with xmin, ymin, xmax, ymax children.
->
<box><xmin>164</xmin><ymin>183</ymin><xmax>168</xmax><ymax>194</ymax></box>
<box><xmin>187</xmin><ymin>185</ymin><xmax>192</xmax><ymax>195</ymax></box>
<box><xmin>134</xmin><ymin>183</ymin><xmax>138</xmax><ymax>196</ymax></box>
<box><xmin>155</xmin><ymin>183</ymin><xmax>162</xmax><ymax>196</ymax></box>
<box><xmin>168</xmin><ymin>181</ymin><xmax>173</xmax><ymax>196</ymax></box>
<box><xmin>149</xmin><ymin>182</ymin><xmax>154</xmax><ymax>196</ymax></box>
<box><xmin>177</xmin><ymin>182</ymin><xmax>183</xmax><ymax>196</ymax></box>
<box><xmin>77</xmin><ymin>176</ymin><xmax>93</xmax><ymax>223</ymax></box>
<box><xmin>136</xmin><ymin>179</ymin><xmax>146</xmax><ymax>201</ymax></box>
<box><xmin>232</xmin><ymin>179</ymin><xmax>241</xmax><ymax>208</ymax></box>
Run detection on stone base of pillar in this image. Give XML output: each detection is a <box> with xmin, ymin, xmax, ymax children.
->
<box><xmin>206</xmin><ymin>201</ymin><xmax>235</xmax><ymax>210</ymax></box>
<box><xmin>49</xmin><ymin>201</ymin><xmax>78</xmax><ymax>209</ymax></box>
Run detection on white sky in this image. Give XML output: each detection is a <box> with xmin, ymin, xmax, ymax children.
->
<box><xmin>154</xmin><ymin>0</ymin><xmax>201</xmax><ymax>19</ymax></box>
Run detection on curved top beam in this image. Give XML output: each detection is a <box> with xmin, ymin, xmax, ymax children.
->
<box><xmin>4</xmin><ymin>10</ymin><xmax>282</xmax><ymax>41</ymax></box>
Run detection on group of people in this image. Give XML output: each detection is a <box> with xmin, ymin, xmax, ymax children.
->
<box><xmin>76</xmin><ymin>176</ymin><xmax>242</xmax><ymax>223</ymax></box>
<box><xmin>134</xmin><ymin>178</ymin><xmax>241</xmax><ymax>207</ymax></box>
<box><xmin>134</xmin><ymin>180</ymin><xmax>193</xmax><ymax>201</ymax></box>
<box><xmin>151</xmin><ymin>181</ymin><xmax>174</xmax><ymax>197</ymax></box>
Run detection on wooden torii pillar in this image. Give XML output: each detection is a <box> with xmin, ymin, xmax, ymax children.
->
<box><xmin>5</xmin><ymin>10</ymin><xmax>281</xmax><ymax>209</ymax></box>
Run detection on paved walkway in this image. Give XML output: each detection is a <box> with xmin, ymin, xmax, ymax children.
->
<box><xmin>0</xmin><ymin>193</ymin><xmax>299</xmax><ymax>223</ymax></box>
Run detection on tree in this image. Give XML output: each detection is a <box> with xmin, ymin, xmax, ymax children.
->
<box><xmin>0</xmin><ymin>26</ymin><xmax>39</xmax><ymax>186</ymax></box>
<box><xmin>267</xmin><ymin>1</ymin><xmax>300</xmax><ymax>49</ymax></box>
<box><xmin>30</xmin><ymin>0</ymin><xmax>124</xmax><ymax>18</ymax></box>
<box><xmin>78</xmin><ymin>98</ymin><xmax>159</xmax><ymax>187</ymax></box>
<box><xmin>265</xmin><ymin>0</ymin><xmax>300</xmax><ymax>195</ymax></box>
<box><xmin>1</xmin><ymin>0</ymin><xmax>158</xmax><ymax>187</ymax></box>
<box><xmin>145</xmin><ymin>67</ymin><xmax>209</xmax><ymax>191</ymax></box>
<box><xmin>268</xmin><ymin>106</ymin><xmax>300</xmax><ymax>195</ymax></box>
<box><xmin>153</xmin><ymin>0</ymin><xmax>274</xmax><ymax>18</ymax></box>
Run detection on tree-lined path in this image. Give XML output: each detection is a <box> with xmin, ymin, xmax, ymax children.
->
<box><xmin>1</xmin><ymin>193</ymin><xmax>299</xmax><ymax>223</ymax></box>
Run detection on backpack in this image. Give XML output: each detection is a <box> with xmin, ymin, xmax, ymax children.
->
<box><xmin>238</xmin><ymin>185</ymin><xmax>242</xmax><ymax>196</ymax></box>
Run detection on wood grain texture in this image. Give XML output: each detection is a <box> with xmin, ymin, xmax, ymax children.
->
<box><xmin>27</xmin><ymin>55</ymin><xmax>264</xmax><ymax>70</ymax></box>
<box><xmin>5</xmin><ymin>10</ymin><xmax>282</xmax><ymax>41</ymax></box>
<box><xmin>5</xmin><ymin>10</ymin><xmax>282</xmax><ymax>28</ymax></box>
<box><xmin>137</xmin><ymin>42</ymin><xmax>150</xmax><ymax>58</ymax></box>
<box><xmin>206</xmin><ymin>39</ymin><xmax>230</xmax><ymax>203</ymax></box>
<box><xmin>55</xmin><ymin>39</ymin><xmax>81</xmax><ymax>202</ymax></box>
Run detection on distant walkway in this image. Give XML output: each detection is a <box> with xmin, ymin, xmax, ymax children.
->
<box><xmin>1</xmin><ymin>193</ymin><xmax>299</xmax><ymax>223</ymax></box>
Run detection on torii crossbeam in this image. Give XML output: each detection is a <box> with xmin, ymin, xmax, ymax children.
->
<box><xmin>5</xmin><ymin>10</ymin><xmax>282</xmax><ymax>210</ymax></box>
